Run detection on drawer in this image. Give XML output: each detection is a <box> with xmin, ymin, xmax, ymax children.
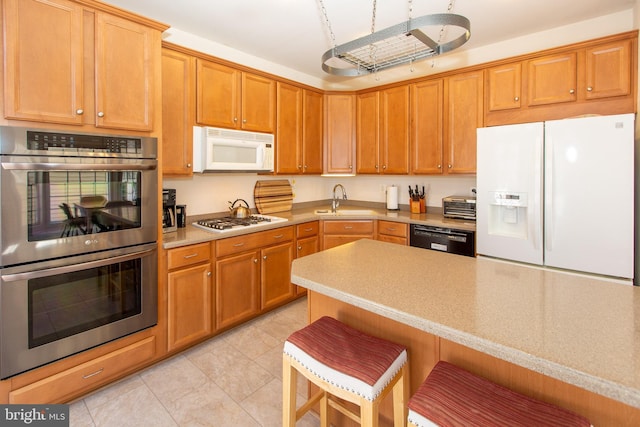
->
<box><xmin>378</xmin><ymin>220</ymin><xmax>408</xmax><ymax>238</ymax></box>
<box><xmin>323</xmin><ymin>220</ymin><xmax>374</xmax><ymax>235</ymax></box>
<box><xmin>168</xmin><ymin>242</ymin><xmax>211</xmax><ymax>270</ymax></box>
<box><xmin>217</xmin><ymin>226</ymin><xmax>294</xmax><ymax>257</ymax></box>
<box><xmin>296</xmin><ymin>221</ymin><xmax>319</xmax><ymax>238</ymax></box>
<box><xmin>9</xmin><ymin>336</ymin><xmax>156</xmax><ymax>404</ymax></box>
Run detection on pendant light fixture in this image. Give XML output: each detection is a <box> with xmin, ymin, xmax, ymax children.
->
<box><xmin>318</xmin><ymin>0</ymin><xmax>470</xmax><ymax>77</ymax></box>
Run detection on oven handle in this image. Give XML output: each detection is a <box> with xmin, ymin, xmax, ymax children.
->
<box><xmin>1</xmin><ymin>248</ymin><xmax>155</xmax><ymax>282</ymax></box>
<box><xmin>1</xmin><ymin>162</ymin><xmax>156</xmax><ymax>171</ymax></box>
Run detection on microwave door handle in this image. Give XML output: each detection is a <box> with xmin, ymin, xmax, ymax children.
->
<box><xmin>0</xmin><ymin>247</ymin><xmax>156</xmax><ymax>282</ymax></box>
<box><xmin>1</xmin><ymin>161</ymin><xmax>157</xmax><ymax>171</ymax></box>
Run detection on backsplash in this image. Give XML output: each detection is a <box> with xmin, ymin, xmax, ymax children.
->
<box><xmin>163</xmin><ymin>174</ymin><xmax>476</xmax><ymax>216</ymax></box>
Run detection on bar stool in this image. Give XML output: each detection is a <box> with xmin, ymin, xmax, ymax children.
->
<box><xmin>407</xmin><ymin>361</ymin><xmax>591</xmax><ymax>427</ymax></box>
<box><xmin>283</xmin><ymin>316</ymin><xmax>408</xmax><ymax>426</ymax></box>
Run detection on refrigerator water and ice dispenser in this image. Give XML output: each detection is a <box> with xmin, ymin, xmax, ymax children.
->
<box><xmin>487</xmin><ymin>192</ymin><xmax>528</xmax><ymax>239</ymax></box>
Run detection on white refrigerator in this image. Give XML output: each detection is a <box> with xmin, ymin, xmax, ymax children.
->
<box><xmin>476</xmin><ymin>113</ymin><xmax>635</xmax><ymax>281</ymax></box>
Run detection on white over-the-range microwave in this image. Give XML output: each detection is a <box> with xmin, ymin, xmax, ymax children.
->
<box><xmin>192</xmin><ymin>126</ymin><xmax>274</xmax><ymax>172</ymax></box>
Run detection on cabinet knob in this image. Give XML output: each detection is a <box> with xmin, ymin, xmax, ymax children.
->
<box><xmin>569</xmin><ymin>89</ymin><xmax>575</xmax><ymax>94</ymax></box>
<box><xmin>242</xmin><ymin>119</ymin><xmax>247</xmax><ymax>124</ymax></box>
<box><xmin>303</xmin><ymin>165</ymin><xmax>308</xmax><ymax>169</ymax></box>
<box><xmin>514</xmin><ymin>97</ymin><xmax>519</xmax><ymax>102</ymax></box>
<box><xmin>382</xmin><ymin>165</ymin><xmax>387</xmax><ymax>170</ymax></box>
<box><xmin>97</xmin><ymin>111</ymin><xmax>105</xmax><ymax>118</ymax></box>
<box><xmin>253</xmin><ymin>258</ymin><xmax>258</xmax><ymax>263</ymax></box>
<box><xmin>375</xmin><ymin>164</ymin><xmax>379</xmax><ymax>169</ymax></box>
<box><xmin>207</xmin><ymin>271</ymin><xmax>212</xmax><ymax>277</ymax></box>
<box><xmin>297</xmin><ymin>246</ymin><xmax>302</xmax><ymax>250</ymax></box>
<box><xmin>298</xmin><ymin>165</ymin><xmax>302</xmax><ymax>169</ymax></box>
<box><xmin>233</xmin><ymin>117</ymin><xmax>238</xmax><ymax>122</ymax></box>
<box><xmin>187</xmin><ymin>163</ymin><xmax>192</xmax><ymax>168</ymax></box>
<box><xmin>448</xmin><ymin>164</ymin><xmax>452</xmax><ymax>168</ymax></box>
<box><xmin>587</xmin><ymin>86</ymin><xmax>593</xmax><ymax>92</ymax></box>
<box><xmin>437</xmin><ymin>164</ymin><xmax>442</xmax><ymax>169</ymax></box>
<box><xmin>76</xmin><ymin>109</ymin><xmax>84</xmax><ymax>115</ymax></box>
<box><xmin>263</xmin><ymin>255</ymin><xmax>267</xmax><ymax>260</ymax></box>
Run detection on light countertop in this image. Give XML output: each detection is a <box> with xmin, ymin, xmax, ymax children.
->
<box><xmin>290</xmin><ymin>238</ymin><xmax>640</xmax><ymax>409</ymax></box>
<box><xmin>162</xmin><ymin>204</ymin><xmax>476</xmax><ymax>249</ymax></box>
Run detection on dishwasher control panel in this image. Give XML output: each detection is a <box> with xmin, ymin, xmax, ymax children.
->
<box><xmin>410</xmin><ymin>224</ymin><xmax>475</xmax><ymax>257</ymax></box>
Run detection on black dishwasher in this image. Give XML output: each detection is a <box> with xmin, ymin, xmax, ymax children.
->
<box><xmin>410</xmin><ymin>224</ymin><xmax>475</xmax><ymax>257</ymax></box>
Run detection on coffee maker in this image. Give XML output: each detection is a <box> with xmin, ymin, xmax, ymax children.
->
<box><xmin>162</xmin><ymin>189</ymin><xmax>177</xmax><ymax>233</ymax></box>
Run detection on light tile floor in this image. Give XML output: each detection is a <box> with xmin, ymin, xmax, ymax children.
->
<box><xmin>68</xmin><ymin>297</ymin><xmax>320</xmax><ymax>427</ymax></box>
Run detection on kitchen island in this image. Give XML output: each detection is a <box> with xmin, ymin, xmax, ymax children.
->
<box><xmin>291</xmin><ymin>239</ymin><xmax>640</xmax><ymax>426</ymax></box>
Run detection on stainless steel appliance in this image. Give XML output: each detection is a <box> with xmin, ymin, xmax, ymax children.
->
<box><xmin>0</xmin><ymin>126</ymin><xmax>158</xmax><ymax>379</ymax></box>
<box><xmin>162</xmin><ymin>189</ymin><xmax>177</xmax><ymax>233</ymax></box>
<box><xmin>193</xmin><ymin>214</ymin><xmax>287</xmax><ymax>233</ymax></box>
<box><xmin>443</xmin><ymin>195</ymin><xmax>476</xmax><ymax>220</ymax></box>
<box><xmin>410</xmin><ymin>224</ymin><xmax>475</xmax><ymax>257</ymax></box>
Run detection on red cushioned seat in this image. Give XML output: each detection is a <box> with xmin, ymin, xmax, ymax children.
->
<box><xmin>408</xmin><ymin>361</ymin><xmax>591</xmax><ymax>427</ymax></box>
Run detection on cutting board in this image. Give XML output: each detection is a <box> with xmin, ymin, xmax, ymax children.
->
<box><xmin>253</xmin><ymin>180</ymin><xmax>293</xmax><ymax>214</ymax></box>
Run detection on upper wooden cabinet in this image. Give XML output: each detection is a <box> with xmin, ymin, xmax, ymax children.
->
<box><xmin>196</xmin><ymin>59</ymin><xmax>275</xmax><ymax>133</ymax></box>
<box><xmin>324</xmin><ymin>93</ymin><xmax>356</xmax><ymax>174</ymax></box>
<box><xmin>485</xmin><ymin>34</ymin><xmax>636</xmax><ymax>125</ymax></box>
<box><xmin>444</xmin><ymin>71</ymin><xmax>483</xmax><ymax>174</ymax></box>
<box><xmin>162</xmin><ymin>48</ymin><xmax>195</xmax><ymax>175</ymax></box>
<box><xmin>410</xmin><ymin>79</ymin><xmax>444</xmax><ymax>174</ymax></box>
<box><xmin>3</xmin><ymin>0</ymin><xmax>161</xmax><ymax>131</ymax></box>
<box><xmin>276</xmin><ymin>83</ymin><xmax>323</xmax><ymax>174</ymax></box>
<box><xmin>356</xmin><ymin>86</ymin><xmax>409</xmax><ymax>174</ymax></box>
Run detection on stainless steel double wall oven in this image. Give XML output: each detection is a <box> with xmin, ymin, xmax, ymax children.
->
<box><xmin>0</xmin><ymin>127</ymin><xmax>158</xmax><ymax>379</ymax></box>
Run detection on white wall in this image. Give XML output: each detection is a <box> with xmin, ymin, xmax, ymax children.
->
<box><xmin>163</xmin><ymin>174</ymin><xmax>476</xmax><ymax>215</ymax></box>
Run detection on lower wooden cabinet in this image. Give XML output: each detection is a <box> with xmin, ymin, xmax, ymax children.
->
<box><xmin>377</xmin><ymin>220</ymin><xmax>408</xmax><ymax>245</ymax></box>
<box><xmin>216</xmin><ymin>250</ymin><xmax>261</xmax><ymax>330</ymax></box>
<box><xmin>322</xmin><ymin>220</ymin><xmax>374</xmax><ymax>250</ymax></box>
<box><xmin>9</xmin><ymin>336</ymin><xmax>156</xmax><ymax>404</ymax></box>
<box><xmin>261</xmin><ymin>241</ymin><xmax>295</xmax><ymax>310</ymax></box>
<box><xmin>295</xmin><ymin>221</ymin><xmax>320</xmax><ymax>295</ymax></box>
<box><xmin>166</xmin><ymin>242</ymin><xmax>214</xmax><ymax>351</ymax></box>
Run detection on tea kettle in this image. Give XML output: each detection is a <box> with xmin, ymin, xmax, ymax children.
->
<box><xmin>228</xmin><ymin>199</ymin><xmax>251</xmax><ymax>218</ymax></box>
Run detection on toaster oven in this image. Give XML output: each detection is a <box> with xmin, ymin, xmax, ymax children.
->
<box><xmin>443</xmin><ymin>195</ymin><xmax>476</xmax><ymax>220</ymax></box>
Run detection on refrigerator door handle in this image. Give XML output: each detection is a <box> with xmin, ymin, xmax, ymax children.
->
<box><xmin>544</xmin><ymin>136</ymin><xmax>553</xmax><ymax>252</ymax></box>
<box><xmin>532</xmin><ymin>137</ymin><xmax>543</xmax><ymax>250</ymax></box>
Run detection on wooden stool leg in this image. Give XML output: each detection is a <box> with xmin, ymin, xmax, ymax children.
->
<box><xmin>320</xmin><ymin>391</ymin><xmax>329</xmax><ymax>427</ymax></box>
<box><xmin>282</xmin><ymin>354</ymin><xmax>297</xmax><ymax>427</ymax></box>
<box><xmin>393</xmin><ymin>364</ymin><xmax>409</xmax><ymax>427</ymax></box>
<box><xmin>361</xmin><ymin>399</ymin><xmax>379</xmax><ymax>427</ymax></box>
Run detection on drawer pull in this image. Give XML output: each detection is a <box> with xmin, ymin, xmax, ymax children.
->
<box><xmin>386</xmin><ymin>227</ymin><xmax>396</xmax><ymax>231</ymax></box>
<box><xmin>273</xmin><ymin>234</ymin><xmax>284</xmax><ymax>239</ymax></box>
<box><xmin>233</xmin><ymin>242</ymin><xmax>245</xmax><ymax>247</ymax></box>
<box><xmin>344</xmin><ymin>226</ymin><xmax>353</xmax><ymax>230</ymax></box>
<box><xmin>82</xmin><ymin>368</ymin><xmax>104</xmax><ymax>379</ymax></box>
<box><xmin>183</xmin><ymin>253</ymin><xmax>198</xmax><ymax>259</ymax></box>
<box><xmin>304</xmin><ymin>227</ymin><xmax>313</xmax><ymax>232</ymax></box>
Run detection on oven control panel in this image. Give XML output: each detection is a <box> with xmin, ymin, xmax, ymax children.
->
<box><xmin>27</xmin><ymin>130</ymin><xmax>142</xmax><ymax>154</ymax></box>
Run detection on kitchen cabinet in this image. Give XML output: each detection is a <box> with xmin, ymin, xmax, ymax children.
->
<box><xmin>3</xmin><ymin>0</ymin><xmax>162</xmax><ymax>131</ymax></box>
<box><xmin>324</xmin><ymin>93</ymin><xmax>356</xmax><ymax>174</ymax></box>
<box><xmin>196</xmin><ymin>59</ymin><xmax>276</xmax><ymax>133</ymax></box>
<box><xmin>161</xmin><ymin>48</ymin><xmax>195</xmax><ymax>175</ymax></box>
<box><xmin>166</xmin><ymin>243</ymin><xmax>213</xmax><ymax>352</ymax></box>
<box><xmin>485</xmin><ymin>34</ymin><xmax>636</xmax><ymax>125</ymax></box>
<box><xmin>356</xmin><ymin>87</ymin><xmax>410</xmax><ymax>174</ymax></box>
<box><xmin>295</xmin><ymin>221</ymin><xmax>320</xmax><ymax>295</ymax></box>
<box><xmin>216</xmin><ymin>226</ymin><xmax>294</xmax><ymax>330</ymax></box>
<box><xmin>276</xmin><ymin>83</ymin><xmax>323</xmax><ymax>174</ymax></box>
<box><xmin>377</xmin><ymin>220</ymin><xmax>408</xmax><ymax>245</ymax></box>
<box><xmin>410</xmin><ymin>79</ymin><xmax>444</xmax><ymax>174</ymax></box>
<box><xmin>322</xmin><ymin>220</ymin><xmax>374</xmax><ymax>250</ymax></box>
<box><xmin>444</xmin><ymin>71</ymin><xmax>483</xmax><ymax>174</ymax></box>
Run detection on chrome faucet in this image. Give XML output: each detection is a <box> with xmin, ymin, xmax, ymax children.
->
<box><xmin>331</xmin><ymin>184</ymin><xmax>347</xmax><ymax>212</ymax></box>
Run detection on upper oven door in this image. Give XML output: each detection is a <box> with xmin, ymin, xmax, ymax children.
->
<box><xmin>0</xmin><ymin>155</ymin><xmax>158</xmax><ymax>267</ymax></box>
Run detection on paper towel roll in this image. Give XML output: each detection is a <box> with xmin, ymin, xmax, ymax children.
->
<box><xmin>386</xmin><ymin>185</ymin><xmax>399</xmax><ymax>210</ymax></box>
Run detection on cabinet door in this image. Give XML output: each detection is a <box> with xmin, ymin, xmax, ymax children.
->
<box><xmin>295</xmin><ymin>235</ymin><xmax>318</xmax><ymax>295</ymax></box>
<box><xmin>216</xmin><ymin>251</ymin><xmax>260</xmax><ymax>330</ymax></box>
<box><xmin>302</xmin><ymin>90</ymin><xmax>324</xmax><ymax>174</ymax></box>
<box><xmin>445</xmin><ymin>71</ymin><xmax>483</xmax><ymax>174</ymax></box>
<box><xmin>196</xmin><ymin>60</ymin><xmax>241</xmax><ymax>128</ymax></box>
<box><xmin>585</xmin><ymin>40</ymin><xmax>632</xmax><ymax>100</ymax></box>
<box><xmin>94</xmin><ymin>12</ymin><xmax>154</xmax><ymax>131</ymax></box>
<box><xmin>167</xmin><ymin>263</ymin><xmax>212</xmax><ymax>351</ymax></box>
<box><xmin>3</xmin><ymin>0</ymin><xmax>84</xmax><ymax>125</ymax></box>
<box><xmin>324</xmin><ymin>94</ymin><xmax>356</xmax><ymax>174</ymax></box>
<box><xmin>276</xmin><ymin>82</ymin><xmax>303</xmax><ymax>174</ymax></box>
<box><xmin>411</xmin><ymin>80</ymin><xmax>444</xmax><ymax>174</ymax></box>
<box><xmin>380</xmin><ymin>85</ymin><xmax>410</xmax><ymax>174</ymax></box>
<box><xmin>487</xmin><ymin>62</ymin><xmax>522</xmax><ymax>111</ymax></box>
<box><xmin>261</xmin><ymin>242</ymin><xmax>294</xmax><ymax>310</ymax></box>
<box><xmin>527</xmin><ymin>53</ymin><xmax>577</xmax><ymax>106</ymax></box>
<box><xmin>162</xmin><ymin>49</ymin><xmax>195</xmax><ymax>175</ymax></box>
<box><xmin>241</xmin><ymin>72</ymin><xmax>276</xmax><ymax>132</ymax></box>
<box><xmin>356</xmin><ymin>92</ymin><xmax>380</xmax><ymax>174</ymax></box>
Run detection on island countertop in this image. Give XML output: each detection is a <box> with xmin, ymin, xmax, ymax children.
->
<box><xmin>291</xmin><ymin>239</ymin><xmax>640</xmax><ymax>409</ymax></box>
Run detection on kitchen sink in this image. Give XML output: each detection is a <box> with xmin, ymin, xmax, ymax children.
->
<box><xmin>314</xmin><ymin>209</ymin><xmax>377</xmax><ymax>216</ymax></box>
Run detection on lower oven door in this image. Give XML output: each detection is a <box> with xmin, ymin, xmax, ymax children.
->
<box><xmin>0</xmin><ymin>243</ymin><xmax>157</xmax><ymax>379</ymax></box>
<box><xmin>410</xmin><ymin>224</ymin><xmax>475</xmax><ymax>257</ymax></box>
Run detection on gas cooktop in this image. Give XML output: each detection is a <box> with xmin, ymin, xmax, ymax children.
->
<box><xmin>192</xmin><ymin>214</ymin><xmax>288</xmax><ymax>233</ymax></box>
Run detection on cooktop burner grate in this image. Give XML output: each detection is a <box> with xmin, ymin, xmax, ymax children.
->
<box><xmin>192</xmin><ymin>214</ymin><xmax>288</xmax><ymax>232</ymax></box>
